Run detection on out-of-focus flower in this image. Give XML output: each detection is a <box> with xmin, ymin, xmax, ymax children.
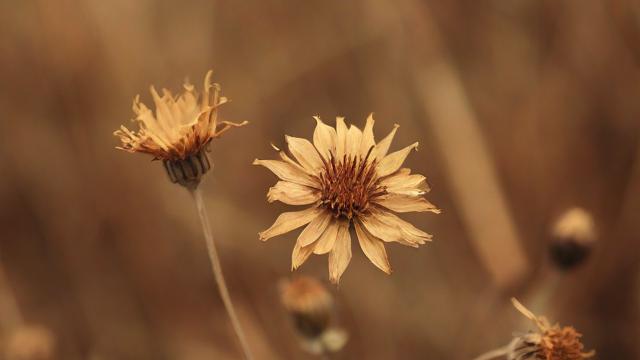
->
<box><xmin>114</xmin><ymin>70</ymin><xmax>247</xmax><ymax>188</ymax></box>
<box><xmin>4</xmin><ymin>325</ymin><xmax>56</xmax><ymax>360</ymax></box>
<box><xmin>507</xmin><ymin>298</ymin><xmax>595</xmax><ymax>360</ymax></box>
<box><xmin>549</xmin><ymin>207</ymin><xmax>596</xmax><ymax>271</ymax></box>
<box><xmin>255</xmin><ymin>115</ymin><xmax>439</xmax><ymax>283</ymax></box>
<box><xmin>279</xmin><ymin>275</ymin><xmax>347</xmax><ymax>355</ymax></box>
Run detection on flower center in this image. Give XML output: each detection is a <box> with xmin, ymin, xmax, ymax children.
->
<box><xmin>318</xmin><ymin>148</ymin><xmax>385</xmax><ymax>219</ymax></box>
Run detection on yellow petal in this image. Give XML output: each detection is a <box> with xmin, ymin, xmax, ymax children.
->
<box><xmin>297</xmin><ymin>211</ymin><xmax>332</xmax><ymax>247</ymax></box>
<box><xmin>376</xmin><ymin>142</ymin><xmax>419</xmax><ymax>178</ymax></box>
<box><xmin>376</xmin><ymin>194</ymin><xmax>440</xmax><ymax>213</ymax></box>
<box><xmin>328</xmin><ymin>221</ymin><xmax>351</xmax><ymax>284</ymax></box>
<box><xmin>286</xmin><ymin>135</ymin><xmax>324</xmax><ymax>172</ymax></box>
<box><xmin>354</xmin><ymin>221</ymin><xmax>392</xmax><ymax>274</ymax></box>
<box><xmin>258</xmin><ymin>207</ymin><xmax>322</xmax><ymax>241</ymax></box>
<box><xmin>335</xmin><ymin>117</ymin><xmax>348</xmax><ymax>160</ymax></box>
<box><xmin>359</xmin><ymin>113</ymin><xmax>376</xmax><ymax>158</ymax></box>
<box><xmin>314</xmin><ymin>219</ymin><xmax>341</xmax><ymax>254</ymax></box>
<box><xmin>374</xmin><ymin>124</ymin><xmax>399</xmax><ymax>160</ymax></box>
<box><xmin>292</xmin><ymin>240</ymin><xmax>316</xmax><ymax>270</ymax></box>
<box><xmin>345</xmin><ymin>124</ymin><xmax>362</xmax><ymax>158</ymax></box>
<box><xmin>253</xmin><ymin>159</ymin><xmax>318</xmax><ymax>188</ymax></box>
<box><xmin>313</xmin><ymin>116</ymin><xmax>336</xmax><ymax>160</ymax></box>
<box><xmin>267</xmin><ymin>181</ymin><xmax>321</xmax><ymax>205</ymax></box>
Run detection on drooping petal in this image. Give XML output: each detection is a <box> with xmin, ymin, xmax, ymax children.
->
<box><xmin>253</xmin><ymin>159</ymin><xmax>318</xmax><ymax>188</ymax></box>
<box><xmin>292</xmin><ymin>237</ymin><xmax>316</xmax><ymax>270</ymax></box>
<box><xmin>345</xmin><ymin>125</ymin><xmax>363</xmax><ymax>158</ymax></box>
<box><xmin>335</xmin><ymin>117</ymin><xmax>348</xmax><ymax>160</ymax></box>
<box><xmin>380</xmin><ymin>171</ymin><xmax>431</xmax><ymax>196</ymax></box>
<box><xmin>360</xmin><ymin>213</ymin><xmax>417</xmax><ymax>248</ymax></box>
<box><xmin>359</xmin><ymin>113</ymin><xmax>376</xmax><ymax>158</ymax></box>
<box><xmin>313</xmin><ymin>116</ymin><xmax>336</xmax><ymax>160</ymax></box>
<box><xmin>373</xmin><ymin>124</ymin><xmax>399</xmax><ymax>160</ymax></box>
<box><xmin>297</xmin><ymin>210</ymin><xmax>332</xmax><ymax>247</ymax></box>
<box><xmin>267</xmin><ymin>181</ymin><xmax>321</xmax><ymax>205</ymax></box>
<box><xmin>286</xmin><ymin>135</ymin><xmax>323</xmax><ymax>172</ymax></box>
<box><xmin>354</xmin><ymin>221</ymin><xmax>392</xmax><ymax>274</ymax></box>
<box><xmin>372</xmin><ymin>207</ymin><xmax>433</xmax><ymax>244</ymax></box>
<box><xmin>258</xmin><ymin>207</ymin><xmax>322</xmax><ymax>241</ymax></box>
<box><xmin>314</xmin><ymin>219</ymin><xmax>341</xmax><ymax>254</ymax></box>
<box><xmin>328</xmin><ymin>221</ymin><xmax>351</xmax><ymax>284</ymax></box>
<box><xmin>376</xmin><ymin>194</ymin><xmax>440</xmax><ymax>213</ymax></box>
<box><xmin>376</xmin><ymin>142</ymin><xmax>419</xmax><ymax>178</ymax></box>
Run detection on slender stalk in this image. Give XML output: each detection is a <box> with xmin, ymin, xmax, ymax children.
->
<box><xmin>190</xmin><ymin>187</ymin><xmax>254</xmax><ymax>360</ymax></box>
<box><xmin>472</xmin><ymin>345</ymin><xmax>509</xmax><ymax>360</ymax></box>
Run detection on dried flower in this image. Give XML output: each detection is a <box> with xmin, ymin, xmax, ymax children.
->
<box><xmin>114</xmin><ymin>70</ymin><xmax>247</xmax><ymax>188</ymax></box>
<box><xmin>255</xmin><ymin>115</ymin><xmax>439</xmax><ymax>283</ymax></box>
<box><xmin>279</xmin><ymin>276</ymin><xmax>347</xmax><ymax>355</ymax></box>
<box><xmin>508</xmin><ymin>298</ymin><xmax>595</xmax><ymax>360</ymax></box>
<box><xmin>549</xmin><ymin>207</ymin><xmax>596</xmax><ymax>271</ymax></box>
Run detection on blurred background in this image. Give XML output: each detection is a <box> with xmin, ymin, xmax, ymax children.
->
<box><xmin>1</xmin><ymin>0</ymin><xmax>640</xmax><ymax>359</ymax></box>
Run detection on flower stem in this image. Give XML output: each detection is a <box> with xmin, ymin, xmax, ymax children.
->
<box><xmin>190</xmin><ymin>187</ymin><xmax>254</xmax><ymax>360</ymax></box>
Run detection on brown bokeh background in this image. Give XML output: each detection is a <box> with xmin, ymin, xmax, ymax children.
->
<box><xmin>1</xmin><ymin>1</ymin><xmax>640</xmax><ymax>359</ymax></box>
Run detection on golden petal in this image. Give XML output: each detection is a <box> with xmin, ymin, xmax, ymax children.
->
<box><xmin>267</xmin><ymin>181</ymin><xmax>321</xmax><ymax>205</ymax></box>
<box><xmin>354</xmin><ymin>221</ymin><xmax>392</xmax><ymax>274</ymax></box>
<box><xmin>380</xmin><ymin>171</ymin><xmax>431</xmax><ymax>196</ymax></box>
<box><xmin>291</xmin><ymin>237</ymin><xmax>316</xmax><ymax>270</ymax></box>
<box><xmin>314</xmin><ymin>219</ymin><xmax>341</xmax><ymax>254</ymax></box>
<box><xmin>335</xmin><ymin>117</ymin><xmax>348</xmax><ymax>160</ymax></box>
<box><xmin>360</xmin><ymin>213</ymin><xmax>417</xmax><ymax>248</ymax></box>
<box><xmin>258</xmin><ymin>207</ymin><xmax>322</xmax><ymax>241</ymax></box>
<box><xmin>373</xmin><ymin>124</ymin><xmax>399</xmax><ymax>160</ymax></box>
<box><xmin>285</xmin><ymin>135</ymin><xmax>324</xmax><ymax>172</ymax></box>
<box><xmin>297</xmin><ymin>210</ymin><xmax>332</xmax><ymax>247</ymax></box>
<box><xmin>376</xmin><ymin>194</ymin><xmax>440</xmax><ymax>213</ymax></box>
<box><xmin>313</xmin><ymin>116</ymin><xmax>337</xmax><ymax>160</ymax></box>
<box><xmin>253</xmin><ymin>159</ymin><xmax>318</xmax><ymax>188</ymax></box>
<box><xmin>359</xmin><ymin>113</ymin><xmax>376</xmax><ymax>158</ymax></box>
<box><xmin>372</xmin><ymin>208</ymin><xmax>433</xmax><ymax>244</ymax></box>
<box><xmin>328</xmin><ymin>221</ymin><xmax>351</xmax><ymax>284</ymax></box>
<box><xmin>376</xmin><ymin>142</ymin><xmax>419</xmax><ymax>178</ymax></box>
<box><xmin>345</xmin><ymin>124</ymin><xmax>363</xmax><ymax>158</ymax></box>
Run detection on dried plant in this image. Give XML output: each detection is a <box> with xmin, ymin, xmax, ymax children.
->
<box><xmin>279</xmin><ymin>275</ymin><xmax>347</xmax><ymax>356</ymax></box>
<box><xmin>474</xmin><ymin>298</ymin><xmax>595</xmax><ymax>360</ymax></box>
<box><xmin>255</xmin><ymin>115</ymin><xmax>439</xmax><ymax>283</ymax></box>
<box><xmin>549</xmin><ymin>207</ymin><xmax>597</xmax><ymax>271</ymax></box>
<box><xmin>113</xmin><ymin>71</ymin><xmax>253</xmax><ymax>359</ymax></box>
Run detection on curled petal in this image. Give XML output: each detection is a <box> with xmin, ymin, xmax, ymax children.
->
<box><xmin>360</xmin><ymin>213</ymin><xmax>417</xmax><ymax>248</ymax></box>
<box><xmin>286</xmin><ymin>135</ymin><xmax>323</xmax><ymax>172</ymax></box>
<box><xmin>380</xmin><ymin>171</ymin><xmax>431</xmax><ymax>196</ymax></box>
<box><xmin>314</xmin><ymin>219</ymin><xmax>341</xmax><ymax>254</ymax></box>
<box><xmin>267</xmin><ymin>181</ymin><xmax>320</xmax><ymax>205</ymax></box>
<box><xmin>359</xmin><ymin>113</ymin><xmax>376</xmax><ymax>158</ymax></box>
<box><xmin>376</xmin><ymin>194</ymin><xmax>440</xmax><ymax>213</ymax></box>
<box><xmin>335</xmin><ymin>117</ymin><xmax>348</xmax><ymax>160</ymax></box>
<box><xmin>328</xmin><ymin>221</ymin><xmax>351</xmax><ymax>284</ymax></box>
<box><xmin>313</xmin><ymin>116</ymin><xmax>337</xmax><ymax>160</ymax></box>
<box><xmin>372</xmin><ymin>208</ymin><xmax>433</xmax><ymax>244</ymax></box>
<box><xmin>297</xmin><ymin>211</ymin><xmax>332</xmax><ymax>247</ymax></box>
<box><xmin>345</xmin><ymin>125</ymin><xmax>362</xmax><ymax>158</ymax></box>
<box><xmin>253</xmin><ymin>159</ymin><xmax>318</xmax><ymax>188</ymax></box>
<box><xmin>259</xmin><ymin>207</ymin><xmax>322</xmax><ymax>241</ymax></box>
<box><xmin>292</xmin><ymin>240</ymin><xmax>316</xmax><ymax>270</ymax></box>
<box><xmin>354</xmin><ymin>221</ymin><xmax>392</xmax><ymax>274</ymax></box>
<box><xmin>374</xmin><ymin>124</ymin><xmax>399</xmax><ymax>160</ymax></box>
<box><xmin>376</xmin><ymin>142</ymin><xmax>419</xmax><ymax>178</ymax></box>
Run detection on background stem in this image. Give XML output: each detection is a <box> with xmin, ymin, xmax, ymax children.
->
<box><xmin>190</xmin><ymin>187</ymin><xmax>254</xmax><ymax>360</ymax></box>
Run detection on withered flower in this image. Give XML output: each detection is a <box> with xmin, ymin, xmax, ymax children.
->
<box><xmin>255</xmin><ymin>115</ymin><xmax>439</xmax><ymax>283</ymax></box>
<box><xmin>474</xmin><ymin>299</ymin><xmax>595</xmax><ymax>360</ymax></box>
<box><xmin>280</xmin><ymin>276</ymin><xmax>347</xmax><ymax>355</ymax></box>
<box><xmin>114</xmin><ymin>70</ymin><xmax>247</xmax><ymax>188</ymax></box>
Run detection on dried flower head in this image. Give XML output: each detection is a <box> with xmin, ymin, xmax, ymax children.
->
<box><xmin>255</xmin><ymin>115</ymin><xmax>439</xmax><ymax>283</ymax></box>
<box><xmin>279</xmin><ymin>275</ymin><xmax>347</xmax><ymax>355</ymax></box>
<box><xmin>549</xmin><ymin>207</ymin><xmax>597</xmax><ymax>271</ymax></box>
<box><xmin>508</xmin><ymin>298</ymin><xmax>595</xmax><ymax>360</ymax></box>
<box><xmin>114</xmin><ymin>70</ymin><xmax>247</xmax><ymax>187</ymax></box>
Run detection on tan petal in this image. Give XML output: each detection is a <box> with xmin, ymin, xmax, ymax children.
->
<box><xmin>267</xmin><ymin>181</ymin><xmax>320</xmax><ymax>205</ymax></box>
<box><xmin>354</xmin><ymin>221</ymin><xmax>392</xmax><ymax>274</ymax></box>
<box><xmin>313</xmin><ymin>116</ymin><xmax>336</xmax><ymax>160</ymax></box>
<box><xmin>376</xmin><ymin>194</ymin><xmax>440</xmax><ymax>213</ymax></box>
<box><xmin>346</xmin><ymin>124</ymin><xmax>362</xmax><ymax>158</ymax></box>
<box><xmin>297</xmin><ymin>210</ymin><xmax>332</xmax><ymax>247</ymax></box>
<box><xmin>335</xmin><ymin>117</ymin><xmax>348</xmax><ymax>160</ymax></box>
<box><xmin>292</xmin><ymin>238</ymin><xmax>316</xmax><ymax>270</ymax></box>
<box><xmin>286</xmin><ymin>135</ymin><xmax>323</xmax><ymax>172</ymax></box>
<box><xmin>374</xmin><ymin>124</ymin><xmax>399</xmax><ymax>160</ymax></box>
<box><xmin>359</xmin><ymin>113</ymin><xmax>376</xmax><ymax>158</ymax></box>
<box><xmin>253</xmin><ymin>159</ymin><xmax>318</xmax><ymax>188</ymax></box>
<box><xmin>314</xmin><ymin>219</ymin><xmax>341</xmax><ymax>254</ymax></box>
<box><xmin>376</xmin><ymin>142</ymin><xmax>419</xmax><ymax>178</ymax></box>
<box><xmin>380</xmin><ymin>171</ymin><xmax>431</xmax><ymax>196</ymax></box>
<box><xmin>328</xmin><ymin>221</ymin><xmax>351</xmax><ymax>284</ymax></box>
<box><xmin>360</xmin><ymin>213</ymin><xmax>417</xmax><ymax>248</ymax></box>
<box><xmin>258</xmin><ymin>207</ymin><xmax>322</xmax><ymax>241</ymax></box>
<box><xmin>372</xmin><ymin>208</ymin><xmax>433</xmax><ymax>244</ymax></box>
